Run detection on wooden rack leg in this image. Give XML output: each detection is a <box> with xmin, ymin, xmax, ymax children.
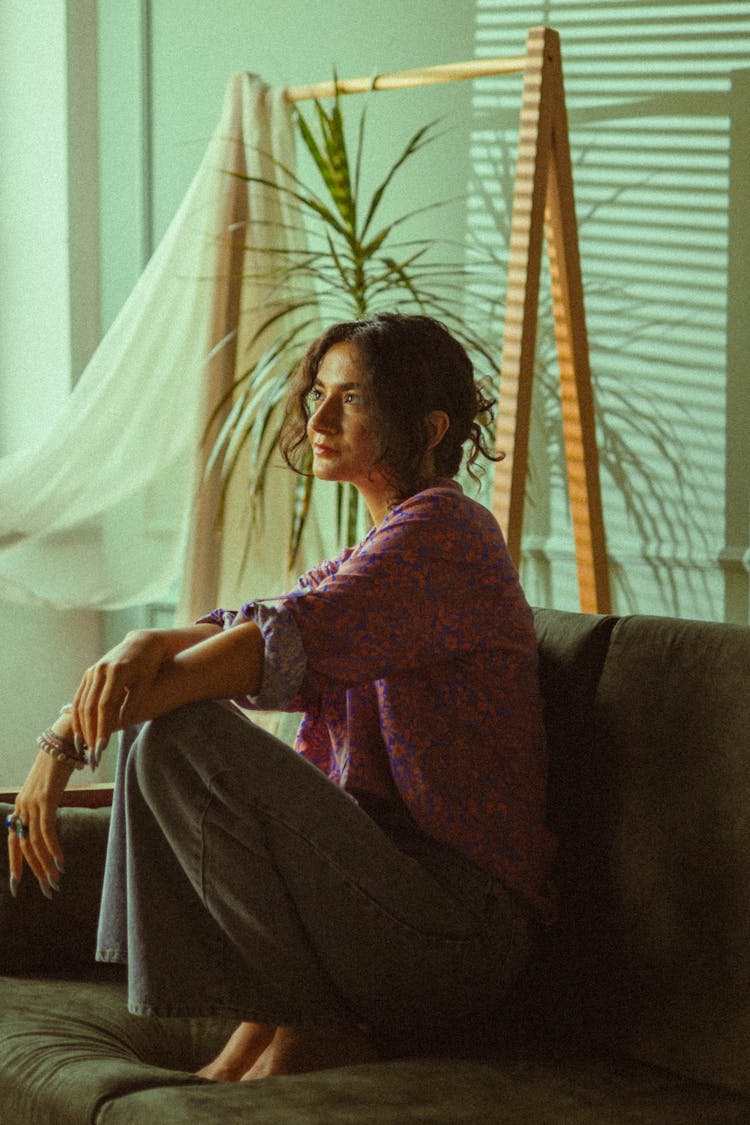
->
<box><xmin>491</xmin><ymin>27</ymin><xmax>552</xmax><ymax>562</ymax></box>
<box><xmin>492</xmin><ymin>26</ymin><xmax>611</xmax><ymax>614</ymax></box>
<box><xmin>543</xmin><ymin>36</ymin><xmax>611</xmax><ymax>614</ymax></box>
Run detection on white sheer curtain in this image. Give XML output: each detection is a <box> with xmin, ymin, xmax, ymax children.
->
<box><xmin>0</xmin><ymin>73</ymin><xmax>310</xmax><ymax>615</ymax></box>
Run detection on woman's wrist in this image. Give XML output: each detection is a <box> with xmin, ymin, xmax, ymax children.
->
<box><xmin>39</xmin><ymin>707</ymin><xmax>90</xmax><ymax>770</ymax></box>
<box><xmin>50</xmin><ymin>709</ymin><xmax>75</xmax><ymax>739</ymax></box>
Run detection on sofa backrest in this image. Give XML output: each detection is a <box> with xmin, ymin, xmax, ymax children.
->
<box><xmin>526</xmin><ymin>607</ymin><xmax>618</xmax><ymax>1055</ymax></box>
<box><xmin>530</xmin><ymin>607</ymin><xmax>750</xmax><ymax>1097</ymax></box>
<box><xmin>589</xmin><ymin>612</ymin><xmax>750</xmax><ymax>1094</ymax></box>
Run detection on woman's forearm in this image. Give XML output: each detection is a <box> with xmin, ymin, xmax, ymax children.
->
<box><xmin>140</xmin><ymin>623</ymin><xmax>222</xmax><ymax>656</ymax></box>
<box><xmin>122</xmin><ymin>621</ymin><xmax>265</xmax><ymax>726</ymax></box>
<box><xmin>71</xmin><ymin>621</ymin><xmax>259</xmax><ymax>753</ymax></box>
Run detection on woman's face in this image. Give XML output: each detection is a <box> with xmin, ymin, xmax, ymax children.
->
<box><xmin>306</xmin><ymin>342</ymin><xmax>393</xmax><ymax>520</ymax></box>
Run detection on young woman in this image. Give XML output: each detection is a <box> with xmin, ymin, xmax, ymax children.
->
<box><xmin>6</xmin><ymin>313</ymin><xmax>556</xmax><ymax>1080</ymax></box>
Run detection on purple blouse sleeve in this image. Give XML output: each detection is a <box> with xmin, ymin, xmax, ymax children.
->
<box><xmin>195</xmin><ymin>601</ymin><xmax>310</xmax><ymax>711</ymax></box>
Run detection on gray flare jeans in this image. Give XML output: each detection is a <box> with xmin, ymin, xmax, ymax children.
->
<box><xmin>96</xmin><ymin>701</ymin><xmax>531</xmax><ymax>1051</ymax></box>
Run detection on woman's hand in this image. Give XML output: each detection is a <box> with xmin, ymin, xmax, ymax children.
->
<box><xmin>71</xmin><ymin>629</ymin><xmax>169</xmax><ymax>762</ymax></box>
<box><xmin>7</xmin><ymin>716</ymin><xmax>75</xmax><ymax>898</ymax></box>
<box><xmin>70</xmin><ymin>625</ymin><xmax>223</xmax><ymax>763</ymax></box>
<box><xmin>7</xmin><ymin>621</ymin><xmax>232</xmax><ymax>899</ymax></box>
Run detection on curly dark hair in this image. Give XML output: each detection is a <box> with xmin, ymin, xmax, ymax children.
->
<box><xmin>279</xmin><ymin>312</ymin><xmax>503</xmax><ymax>502</ymax></box>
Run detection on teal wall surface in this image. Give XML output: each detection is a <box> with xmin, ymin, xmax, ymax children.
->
<box><xmin>0</xmin><ymin>1</ymin><xmax>103</xmax><ymax>787</ymax></box>
<box><xmin>96</xmin><ymin>0</ymin><xmax>749</xmax><ymax>624</ymax></box>
<box><xmin>98</xmin><ymin>0</ymin><xmax>478</xmax><ymax>328</ymax></box>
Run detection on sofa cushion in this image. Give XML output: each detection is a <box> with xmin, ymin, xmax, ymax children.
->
<box><xmin>0</xmin><ymin>974</ymin><xmax>235</xmax><ymax>1123</ymax></box>
<box><xmin>98</xmin><ymin>1054</ymin><xmax>750</xmax><ymax>1124</ymax></box>
<box><xmin>584</xmin><ymin>614</ymin><xmax>750</xmax><ymax>1094</ymax></box>
<box><xmin>1</xmin><ymin>974</ymin><xmax>748</xmax><ymax>1124</ymax></box>
<box><xmin>533</xmin><ymin>607</ymin><xmax>618</xmax><ymax>842</ymax></box>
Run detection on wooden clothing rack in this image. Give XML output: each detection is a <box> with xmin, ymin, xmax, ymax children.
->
<box><xmin>286</xmin><ymin>27</ymin><xmax>611</xmax><ymax>615</ymax></box>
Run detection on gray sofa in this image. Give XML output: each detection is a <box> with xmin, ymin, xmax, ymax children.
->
<box><xmin>2</xmin><ymin>606</ymin><xmax>749</xmax><ymax>1123</ymax></box>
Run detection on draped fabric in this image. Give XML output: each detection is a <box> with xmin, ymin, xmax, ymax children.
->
<box><xmin>0</xmin><ymin>74</ymin><xmax>318</xmax><ymax>615</ymax></box>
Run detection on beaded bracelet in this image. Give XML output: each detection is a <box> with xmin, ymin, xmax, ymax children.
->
<box><xmin>57</xmin><ymin>702</ymin><xmax>93</xmax><ymax>764</ymax></box>
<box><xmin>36</xmin><ymin>727</ymin><xmax>89</xmax><ymax>771</ymax></box>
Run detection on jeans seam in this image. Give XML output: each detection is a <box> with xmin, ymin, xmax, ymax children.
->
<box><xmin>245</xmin><ymin>790</ymin><xmax>492</xmax><ymax>946</ymax></box>
<box><xmin>198</xmin><ymin>775</ymin><xmax>222</xmax><ymax>907</ymax></box>
<box><xmin>494</xmin><ymin>901</ymin><xmax>529</xmax><ymax>985</ymax></box>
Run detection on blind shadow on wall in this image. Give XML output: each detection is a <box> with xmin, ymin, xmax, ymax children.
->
<box><xmin>467</xmin><ymin>0</ymin><xmax>749</xmax><ymax>622</ymax></box>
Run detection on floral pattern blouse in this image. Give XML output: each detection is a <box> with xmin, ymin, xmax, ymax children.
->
<box><xmin>200</xmin><ymin>479</ymin><xmax>557</xmax><ymax>920</ymax></box>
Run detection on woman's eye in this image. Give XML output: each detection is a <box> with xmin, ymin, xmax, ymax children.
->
<box><xmin>344</xmin><ymin>392</ymin><xmax>359</xmax><ymax>405</ymax></box>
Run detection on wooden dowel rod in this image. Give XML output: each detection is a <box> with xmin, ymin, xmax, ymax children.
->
<box><xmin>284</xmin><ymin>55</ymin><xmax>527</xmax><ymax>102</ymax></box>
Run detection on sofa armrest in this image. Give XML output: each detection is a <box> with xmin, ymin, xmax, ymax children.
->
<box><xmin>0</xmin><ymin>783</ymin><xmax>114</xmax><ymax>808</ymax></box>
<box><xmin>0</xmin><ymin>801</ymin><xmax>116</xmax><ymax>978</ymax></box>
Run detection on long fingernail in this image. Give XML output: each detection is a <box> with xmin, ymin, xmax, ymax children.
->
<box><xmin>9</xmin><ymin>875</ymin><xmax>17</xmax><ymax>898</ymax></box>
<box><xmin>95</xmin><ymin>738</ymin><xmax>106</xmax><ymax>765</ymax></box>
<box><xmin>38</xmin><ymin>879</ymin><xmax>54</xmax><ymax>900</ymax></box>
<box><xmin>75</xmin><ymin>733</ymin><xmax>85</xmax><ymax>754</ymax></box>
<box><xmin>47</xmin><ymin>874</ymin><xmax>61</xmax><ymax>892</ymax></box>
<box><xmin>54</xmin><ymin>857</ymin><xmax>65</xmax><ymax>874</ymax></box>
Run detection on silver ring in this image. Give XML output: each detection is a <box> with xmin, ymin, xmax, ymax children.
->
<box><xmin>5</xmin><ymin>811</ymin><xmax>28</xmax><ymax>838</ymax></box>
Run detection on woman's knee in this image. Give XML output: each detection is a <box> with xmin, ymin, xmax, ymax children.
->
<box><xmin>127</xmin><ymin>703</ymin><xmax>211</xmax><ymax>798</ymax></box>
<box><xmin>128</xmin><ymin>702</ymin><xmax>276</xmax><ymax>802</ymax></box>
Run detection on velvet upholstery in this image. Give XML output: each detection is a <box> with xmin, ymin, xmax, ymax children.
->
<box><xmin>0</xmin><ymin>806</ymin><xmax>113</xmax><ymax>977</ymax></box>
<box><xmin>65</xmin><ymin>1053</ymin><xmax>750</xmax><ymax>1124</ymax></box>
<box><xmin>1</xmin><ymin>607</ymin><xmax>749</xmax><ymax>1122</ymax></box>
<box><xmin>2</xmin><ymin>975</ymin><xmax>749</xmax><ymax>1124</ymax></box>
<box><xmin>520</xmin><ymin>608</ymin><xmax>618</xmax><ymax>1055</ymax></box>
<box><xmin>0</xmin><ymin>976</ymin><xmax>235</xmax><ymax>1123</ymax></box>
<box><xmin>587</xmin><ymin>614</ymin><xmax>750</xmax><ymax>1093</ymax></box>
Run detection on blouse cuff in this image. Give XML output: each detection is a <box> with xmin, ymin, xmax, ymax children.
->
<box><xmin>195</xmin><ymin>602</ymin><xmax>307</xmax><ymax>710</ymax></box>
<box><xmin>232</xmin><ymin>603</ymin><xmax>305</xmax><ymax>706</ymax></box>
<box><xmin>196</xmin><ymin>608</ymin><xmax>238</xmax><ymax>630</ymax></box>
<box><xmin>237</xmin><ymin>600</ymin><xmax>307</xmax><ymax>710</ymax></box>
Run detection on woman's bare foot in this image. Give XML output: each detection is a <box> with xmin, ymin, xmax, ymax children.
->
<box><xmin>242</xmin><ymin>1022</ymin><xmax>380</xmax><ymax>1080</ymax></box>
<box><xmin>196</xmin><ymin>1021</ymin><xmax>276</xmax><ymax>1081</ymax></box>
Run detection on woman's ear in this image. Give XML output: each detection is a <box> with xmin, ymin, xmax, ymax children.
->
<box><xmin>425</xmin><ymin>410</ymin><xmax>450</xmax><ymax>451</ymax></box>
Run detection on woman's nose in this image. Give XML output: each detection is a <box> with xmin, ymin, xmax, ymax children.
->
<box><xmin>310</xmin><ymin>396</ymin><xmax>340</xmax><ymax>433</ymax></box>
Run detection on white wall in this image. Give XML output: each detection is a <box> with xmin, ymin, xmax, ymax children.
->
<box><xmin>0</xmin><ymin>2</ymin><xmax>103</xmax><ymax>787</ymax></box>
<box><xmin>0</xmin><ymin>4</ymin><xmax>70</xmax><ymax>449</ymax></box>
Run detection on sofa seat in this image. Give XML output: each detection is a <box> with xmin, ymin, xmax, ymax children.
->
<box><xmin>2</xmin><ymin>973</ymin><xmax>748</xmax><ymax>1124</ymax></box>
<box><xmin>0</xmin><ymin>973</ymin><xmax>225</xmax><ymax>1118</ymax></box>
